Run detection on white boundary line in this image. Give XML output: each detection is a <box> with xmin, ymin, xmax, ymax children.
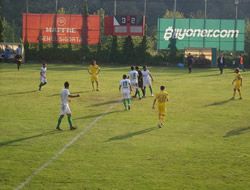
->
<box><xmin>15</xmin><ymin>104</ymin><xmax>116</xmax><ymax>190</ymax></box>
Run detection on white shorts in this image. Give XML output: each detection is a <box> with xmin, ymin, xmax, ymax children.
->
<box><xmin>131</xmin><ymin>81</ymin><xmax>138</xmax><ymax>89</ymax></box>
<box><xmin>143</xmin><ymin>77</ymin><xmax>152</xmax><ymax>87</ymax></box>
<box><xmin>40</xmin><ymin>76</ymin><xmax>47</xmax><ymax>83</ymax></box>
<box><xmin>121</xmin><ymin>90</ymin><xmax>131</xmax><ymax>99</ymax></box>
<box><xmin>60</xmin><ymin>104</ymin><xmax>72</xmax><ymax>115</ymax></box>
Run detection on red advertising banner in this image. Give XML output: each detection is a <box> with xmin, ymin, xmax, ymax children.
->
<box><xmin>23</xmin><ymin>13</ymin><xmax>100</xmax><ymax>45</ymax></box>
<box><xmin>104</xmin><ymin>16</ymin><xmax>145</xmax><ymax>36</ymax></box>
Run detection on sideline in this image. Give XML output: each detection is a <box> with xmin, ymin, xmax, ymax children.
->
<box><xmin>15</xmin><ymin>104</ymin><xmax>117</xmax><ymax>190</ymax></box>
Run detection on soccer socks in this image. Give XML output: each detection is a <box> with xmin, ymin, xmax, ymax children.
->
<box><xmin>122</xmin><ymin>99</ymin><xmax>131</xmax><ymax>110</ymax></box>
<box><xmin>56</xmin><ymin>115</ymin><xmax>64</xmax><ymax>128</ymax></box>
<box><xmin>39</xmin><ymin>82</ymin><xmax>47</xmax><ymax>90</ymax></box>
<box><xmin>149</xmin><ymin>86</ymin><xmax>153</xmax><ymax>95</ymax></box>
<box><xmin>67</xmin><ymin>115</ymin><xmax>73</xmax><ymax>128</ymax></box>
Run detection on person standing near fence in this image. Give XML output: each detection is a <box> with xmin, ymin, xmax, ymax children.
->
<box><xmin>217</xmin><ymin>53</ymin><xmax>225</xmax><ymax>74</ymax></box>
<box><xmin>186</xmin><ymin>53</ymin><xmax>194</xmax><ymax>73</ymax></box>
<box><xmin>15</xmin><ymin>45</ymin><xmax>22</xmax><ymax>71</ymax></box>
<box><xmin>239</xmin><ymin>54</ymin><xmax>246</xmax><ymax>72</ymax></box>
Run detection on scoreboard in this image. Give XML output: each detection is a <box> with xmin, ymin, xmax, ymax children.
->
<box><xmin>104</xmin><ymin>16</ymin><xmax>145</xmax><ymax>36</ymax></box>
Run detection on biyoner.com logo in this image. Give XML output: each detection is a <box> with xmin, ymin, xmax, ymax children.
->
<box><xmin>164</xmin><ymin>26</ymin><xmax>239</xmax><ymax>41</ymax></box>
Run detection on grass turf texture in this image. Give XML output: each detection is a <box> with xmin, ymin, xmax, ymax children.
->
<box><xmin>0</xmin><ymin>63</ymin><xmax>250</xmax><ymax>190</ymax></box>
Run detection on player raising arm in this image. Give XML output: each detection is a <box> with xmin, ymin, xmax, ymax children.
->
<box><xmin>88</xmin><ymin>59</ymin><xmax>100</xmax><ymax>91</ymax></box>
<box><xmin>152</xmin><ymin>86</ymin><xmax>169</xmax><ymax>128</ymax></box>
<box><xmin>232</xmin><ymin>68</ymin><xmax>243</xmax><ymax>99</ymax></box>
<box><xmin>56</xmin><ymin>81</ymin><xmax>80</xmax><ymax>131</ymax></box>
<box><xmin>119</xmin><ymin>74</ymin><xmax>132</xmax><ymax>110</ymax></box>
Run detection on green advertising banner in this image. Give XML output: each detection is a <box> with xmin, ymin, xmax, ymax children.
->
<box><xmin>157</xmin><ymin>18</ymin><xmax>245</xmax><ymax>51</ymax></box>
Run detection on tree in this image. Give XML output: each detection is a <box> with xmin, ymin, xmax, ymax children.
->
<box><xmin>0</xmin><ymin>17</ymin><xmax>3</xmax><ymax>42</ymax></box>
<box><xmin>137</xmin><ymin>35</ymin><xmax>148</xmax><ymax>64</ymax></box>
<box><xmin>109</xmin><ymin>36</ymin><xmax>118</xmax><ymax>63</ymax></box>
<box><xmin>163</xmin><ymin>10</ymin><xmax>184</xmax><ymax>19</ymax></box>
<box><xmin>122</xmin><ymin>36</ymin><xmax>135</xmax><ymax>63</ymax></box>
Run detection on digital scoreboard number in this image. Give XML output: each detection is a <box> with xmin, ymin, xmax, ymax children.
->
<box><xmin>104</xmin><ymin>15</ymin><xmax>145</xmax><ymax>36</ymax></box>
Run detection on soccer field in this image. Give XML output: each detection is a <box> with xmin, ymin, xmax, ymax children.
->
<box><xmin>0</xmin><ymin>63</ymin><xmax>250</xmax><ymax>190</ymax></box>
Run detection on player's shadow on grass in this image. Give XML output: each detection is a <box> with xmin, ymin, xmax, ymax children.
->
<box><xmin>0</xmin><ymin>90</ymin><xmax>37</xmax><ymax>96</ymax></box>
<box><xmin>89</xmin><ymin>100</ymin><xmax>121</xmax><ymax>107</ymax></box>
<box><xmin>224</xmin><ymin>127</ymin><xmax>250</xmax><ymax>138</ymax></box>
<box><xmin>205</xmin><ymin>98</ymin><xmax>233</xmax><ymax>106</ymax></box>
<box><xmin>74</xmin><ymin>110</ymin><xmax>124</xmax><ymax>120</ymax></box>
<box><xmin>0</xmin><ymin>130</ymin><xmax>58</xmax><ymax>147</ymax></box>
<box><xmin>107</xmin><ymin>127</ymin><xmax>157</xmax><ymax>141</ymax></box>
<box><xmin>48</xmin><ymin>91</ymin><xmax>89</xmax><ymax>97</ymax></box>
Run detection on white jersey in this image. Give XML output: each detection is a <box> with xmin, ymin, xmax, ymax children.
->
<box><xmin>129</xmin><ymin>70</ymin><xmax>138</xmax><ymax>84</ymax></box>
<box><xmin>120</xmin><ymin>79</ymin><xmax>131</xmax><ymax>91</ymax></box>
<box><xmin>61</xmin><ymin>88</ymin><xmax>70</xmax><ymax>105</ymax></box>
<box><xmin>120</xmin><ymin>79</ymin><xmax>131</xmax><ymax>99</ymax></box>
<box><xmin>142</xmin><ymin>69</ymin><xmax>152</xmax><ymax>87</ymax></box>
<box><xmin>41</xmin><ymin>67</ymin><xmax>47</xmax><ymax>78</ymax></box>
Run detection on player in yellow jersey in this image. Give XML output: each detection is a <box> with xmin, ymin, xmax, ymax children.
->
<box><xmin>88</xmin><ymin>59</ymin><xmax>100</xmax><ymax>91</ymax></box>
<box><xmin>152</xmin><ymin>86</ymin><xmax>169</xmax><ymax>128</ymax></box>
<box><xmin>232</xmin><ymin>68</ymin><xmax>243</xmax><ymax>99</ymax></box>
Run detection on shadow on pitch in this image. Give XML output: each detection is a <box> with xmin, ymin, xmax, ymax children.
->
<box><xmin>48</xmin><ymin>91</ymin><xmax>89</xmax><ymax>97</ymax></box>
<box><xmin>0</xmin><ymin>90</ymin><xmax>37</xmax><ymax>96</ymax></box>
<box><xmin>224</xmin><ymin>127</ymin><xmax>250</xmax><ymax>138</ymax></box>
<box><xmin>205</xmin><ymin>98</ymin><xmax>233</xmax><ymax>106</ymax></box>
<box><xmin>0</xmin><ymin>130</ymin><xmax>59</xmax><ymax>147</ymax></box>
<box><xmin>107</xmin><ymin>127</ymin><xmax>157</xmax><ymax>142</ymax></box>
<box><xmin>89</xmin><ymin>100</ymin><xmax>121</xmax><ymax>107</ymax></box>
<box><xmin>74</xmin><ymin>109</ymin><xmax>124</xmax><ymax>120</ymax></box>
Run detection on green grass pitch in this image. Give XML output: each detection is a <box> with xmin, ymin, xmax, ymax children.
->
<box><xmin>0</xmin><ymin>63</ymin><xmax>250</xmax><ymax>190</ymax></box>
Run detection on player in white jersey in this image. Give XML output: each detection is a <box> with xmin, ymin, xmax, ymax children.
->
<box><xmin>128</xmin><ymin>66</ymin><xmax>141</xmax><ymax>99</ymax></box>
<box><xmin>56</xmin><ymin>81</ymin><xmax>80</xmax><ymax>131</ymax></box>
<box><xmin>38</xmin><ymin>63</ymin><xmax>47</xmax><ymax>91</ymax></box>
<box><xmin>119</xmin><ymin>74</ymin><xmax>132</xmax><ymax>110</ymax></box>
<box><xmin>141</xmin><ymin>65</ymin><xmax>154</xmax><ymax>97</ymax></box>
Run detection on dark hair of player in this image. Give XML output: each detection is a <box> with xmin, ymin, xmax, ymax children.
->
<box><xmin>123</xmin><ymin>74</ymin><xmax>127</xmax><ymax>79</ymax></box>
<box><xmin>91</xmin><ymin>59</ymin><xmax>96</xmax><ymax>65</ymax></box>
<box><xmin>135</xmin><ymin>66</ymin><xmax>139</xmax><ymax>70</ymax></box>
<box><xmin>131</xmin><ymin>66</ymin><xmax>135</xmax><ymax>70</ymax></box>
<box><xmin>64</xmin><ymin>81</ymin><xmax>69</xmax><ymax>88</ymax></box>
<box><xmin>235</xmin><ymin>68</ymin><xmax>240</xmax><ymax>73</ymax></box>
<box><xmin>143</xmin><ymin>65</ymin><xmax>147</xmax><ymax>70</ymax></box>
<box><xmin>160</xmin><ymin>86</ymin><xmax>165</xmax><ymax>91</ymax></box>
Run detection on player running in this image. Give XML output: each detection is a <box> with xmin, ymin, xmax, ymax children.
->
<box><xmin>56</xmin><ymin>81</ymin><xmax>80</xmax><ymax>131</ymax></box>
<box><xmin>129</xmin><ymin>66</ymin><xmax>141</xmax><ymax>99</ymax></box>
<box><xmin>38</xmin><ymin>63</ymin><xmax>47</xmax><ymax>91</ymax></box>
<box><xmin>142</xmin><ymin>65</ymin><xmax>154</xmax><ymax>97</ymax></box>
<box><xmin>88</xmin><ymin>59</ymin><xmax>100</xmax><ymax>91</ymax></box>
<box><xmin>119</xmin><ymin>74</ymin><xmax>132</xmax><ymax>110</ymax></box>
<box><xmin>232</xmin><ymin>68</ymin><xmax>243</xmax><ymax>99</ymax></box>
<box><xmin>152</xmin><ymin>86</ymin><xmax>169</xmax><ymax>128</ymax></box>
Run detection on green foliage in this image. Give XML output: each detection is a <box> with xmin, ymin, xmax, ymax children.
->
<box><xmin>163</xmin><ymin>10</ymin><xmax>185</xmax><ymax>19</ymax></box>
<box><xmin>83</xmin><ymin>0</ymin><xmax>89</xmax><ymax>16</ymax></box>
<box><xmin>136</xmin><ymin>35</ymin><xmax>148</xmax><ymax>64</ymax></box>
<box><xmin>122</xmin><ymin>36</ymin><xmax>135</xmax><ymax>63</ymax></box>
<box><xmin>57</xmin><ymin>7</ymin><xmax>65</xmax><ymax>14</ymax></box>
<box><xmin>109</xmin><ymin>36</ymin><xmax>119</xmax><ymax>63</ymax></box>
<box><xmin>0</xmin><ymin>17</ymin><xmax>3</xmax><ymax>42</ymax></box>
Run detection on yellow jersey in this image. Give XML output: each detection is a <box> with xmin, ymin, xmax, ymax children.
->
<box><xmin>234</xmin><ymin>73</ymin><xmax>242</xmax><ymax>88</ymax></box>
<box><xmin>156</xmin><ymin>91</ymin><xmax>169</xmax><ymax>104</ymax></box>
<box><xmin>88</xmin><ymin>65</ymin><xmax>100</xmax><ymax>76</ymax></box>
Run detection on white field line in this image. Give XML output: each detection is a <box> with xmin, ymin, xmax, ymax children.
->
<box><xmin>14</xmin><ymin>104</ymin><xmax>116</xmax><ymax>190</ymax></box>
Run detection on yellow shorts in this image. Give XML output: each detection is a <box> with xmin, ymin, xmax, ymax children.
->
<box><xmin>158</xmin><ymin>104</ymin><xmax>166</xmax><ymax>115</ymax></box>
<box><xmin>91</xmin><ymin>75</ymin><xmax>98</xmax><ymax>82</ymax></box>
<box><xmin>234</xmin><ymin>83</ymin><xmax>241</xmax><ymax>90</ymax></box>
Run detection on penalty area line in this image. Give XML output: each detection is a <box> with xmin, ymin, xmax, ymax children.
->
<box><xmin>14</xmin><ymin>104</ymin><xmax>117</xmax><ymax>190</ymax></box>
